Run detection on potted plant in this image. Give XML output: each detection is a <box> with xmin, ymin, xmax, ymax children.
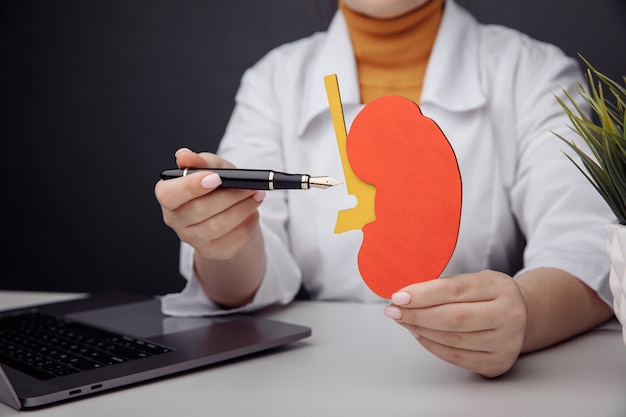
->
<box><xmin>554</xmin><ymin>56</ymin><xmax>625</xmax><ymax>344</ymax></box>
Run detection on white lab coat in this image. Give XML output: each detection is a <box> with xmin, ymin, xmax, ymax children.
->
<box><xmin>162</xmin><ymin>0</ymin><xmax>614</xmax><ymax>316</ymax></box>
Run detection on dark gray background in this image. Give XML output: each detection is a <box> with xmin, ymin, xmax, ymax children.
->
<box><xmin>1</xmin><ymin>0</ymin><xmax>624</xmax><ymax>295</ymax></box>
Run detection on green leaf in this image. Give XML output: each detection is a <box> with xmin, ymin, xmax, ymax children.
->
<box><xmin>555</xmin><ymin>55</ymin><xmax>626</xmax><ymax>224</ymax></box>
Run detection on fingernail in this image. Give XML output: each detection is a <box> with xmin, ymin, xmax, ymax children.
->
<box><xmin>253</xmin><ymin>190</ymin><xmax>266</xmax><ymax>203</ymax></box>
<box><xmin>384</xmin><ymin>305</ymin><xmax>402</xmax><ymax>320</ymax></box>
<box><xmin>409</xmin><ymin>330</ymin><xmax>421</xmax><ymax>340</ymax></box>
<box><xmin>391</xmin><ymin>291</ymin><xmax>411</xmax><ymax>306</ymax></box>
<box><xmin>175</xmin><ymin>147</ymin><xmax>191</xmax><ymax>156</ymax></box>
<box><xmin>201</xmin><ymin>173</ymin><xmax>222</xmax><ymax>189</ymax></box>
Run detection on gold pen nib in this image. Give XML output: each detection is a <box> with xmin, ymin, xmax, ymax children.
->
<box><xmin>308</xmin><ymin>176</ymin><xmax>343</xmax><ymax>189</ymax></box>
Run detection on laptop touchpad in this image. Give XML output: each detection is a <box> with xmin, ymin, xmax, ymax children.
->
<box><xmin>67</xmin><ymin>299</ymin><xmax>217</xmax><ymax>338</ymax></box>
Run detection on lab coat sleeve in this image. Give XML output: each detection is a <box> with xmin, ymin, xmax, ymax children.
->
<box><xmin>503</xmin><ymin>36</ymin><xmax>614</xmax><ymax>304</ymax></box>
<box><xmin>161</xmin><ymin>223</ymin><xmax>301</xmax><ymax>317</ymax></box>
<box><xmin>161</xmin><ymin>45</ymin><xmax>305</xmax><ymax>316</ymax></box>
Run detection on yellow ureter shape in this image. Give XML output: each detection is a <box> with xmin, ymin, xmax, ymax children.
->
<box><xmin>323</xmin><ymin>74</ymin><xmax>376</xmax><ymax>234</ymax></box>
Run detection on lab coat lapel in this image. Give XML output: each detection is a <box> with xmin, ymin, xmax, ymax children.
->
<box><xmin>296</xmin><ymin>10</ymin><xmax>360</xmax><ymax>137</ymax></box>
<box><xmin>421</xmin><ymin>0</ymin><xmax>487</xmax><ymax>111</ymax></box>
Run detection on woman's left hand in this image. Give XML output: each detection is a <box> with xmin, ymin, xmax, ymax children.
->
<box><xmin>384</xmin><ymin>270</ymin><xmax>528</xmax><ymax>378</ymax></box>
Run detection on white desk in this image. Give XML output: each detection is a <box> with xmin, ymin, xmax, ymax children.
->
<box><xmin>1</xmin><ymin>291</ymin><xmax>625</xmax><ymax>417</ymax></box>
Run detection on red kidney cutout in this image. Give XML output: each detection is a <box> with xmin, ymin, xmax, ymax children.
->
<box><xmin>347</xmin><ymin>96</ymin><xmax>462</xmax><ymax>298</ymax></box>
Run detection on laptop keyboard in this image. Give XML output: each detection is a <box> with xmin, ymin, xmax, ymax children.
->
<box><xmin>0</xmin><ymin>310</ymin><xmax>173</xmax><ymax>380</ymax></box>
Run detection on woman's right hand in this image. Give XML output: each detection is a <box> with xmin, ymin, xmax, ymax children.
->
<box><xmin>154</xmin><ymin>148</ymin><xmax>266</xmax><ymax>261</ymax></box>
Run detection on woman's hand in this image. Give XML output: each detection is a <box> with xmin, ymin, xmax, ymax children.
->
<box><xmin>154</xmin><ymin>148</ymin><xmax>265</xmax><ymax>261</ymax></box>
<box><xmin>384</xmin><ymin>270</ymin><xmax>527</xmax><ymax>378</ymax></box>
<box><xmin>155</xmin><ymin>148</ymin><xmax>268</xmax><ymax>308</ymax></box>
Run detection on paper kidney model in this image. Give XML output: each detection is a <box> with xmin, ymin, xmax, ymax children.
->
<box><xmin>346</xmin><ymin>96</ymin><xmax>462</xmax><ymax>299</ymax></box>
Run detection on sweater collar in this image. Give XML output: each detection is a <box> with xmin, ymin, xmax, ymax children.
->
<box><xmin>339</xmin><ymin>0</ymin><xmax>443</xmax><ymax>68</ymax></box>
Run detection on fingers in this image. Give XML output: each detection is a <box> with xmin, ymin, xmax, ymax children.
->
<box><xmin>155</xmin><ymin>148</ymin><xmax>237</xmax><ymax>212</ymax></box>
<box><xmin>414</xmin><ymin>336</ymin><xmax>516</xmax><ymax>378</ymax></box>
<box><xmin>385</xmin><ymin>271</ymin><xmax>526</xmax><ymax>333</ymax></box>
<box><xmin>393</xmin><ymin>319</ymin><xmax>523</xmax><ymax>377</ymax></box>
<box><xmin>159</xmin><ymin>179</ymin><xmax>264</xmax><ymax>260</ymax></box>
<box><xmin>155</xmin><ymin>171</ymin><xmax>218</xmax><ymax>211</ymax></box>
<box><xmin>160</xmin><ymin>177</ymin><xmax>262</xmax><ymax>237</ymax></box>
<box><xmin>391</xmin><ymin>271</ymin><xmax>505</xmax><ymax>308</ymax></box>
<box><xmin>175</xmin><ymin>147</ymin><xmax>234</xmax><ymax>170</ymax></box>
<box><xmin>395</xmin><ymin>321</ymin><xmax>499</xmax><ymax>351</ymax></box>
<box><xmin>385</xmin><ymin>300</ymin><xmax>502</xmax><ymax>333</ymax></box>
<box><xmin>383</xmin><ymin>271</ymin><xmax>527</xmax><ymax>377</ymax></box>
<box><xmin>189</xmin><ymin>207</ymin><xmax>262</xmax><ymax>260</ymax></box>
<box><xmin>154</xmin><ymin>148</ymin><xmax>265</xmax><ymax>260</ymax></box>
<box><xmin>183</xmin><ymin>191</ymin><xmax>262</xmax><ymax>243</ymax></box>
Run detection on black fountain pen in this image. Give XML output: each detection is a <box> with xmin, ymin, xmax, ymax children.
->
<box><xmin>160</xmin><ymin>168</ymin><xmax>343</xmax><ymax>190</ymax></box>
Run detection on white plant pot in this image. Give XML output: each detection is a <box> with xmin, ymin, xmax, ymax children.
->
<box><xmin>607</xmin><ymin>222</ymin><xmax>626</xmax><ymax>345</ymax></box>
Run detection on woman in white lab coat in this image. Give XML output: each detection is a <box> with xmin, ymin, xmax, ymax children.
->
<box><xmin>155</xmin><ymin>0</ymin><xmax>614</xmax><ymax>377</ymax></box>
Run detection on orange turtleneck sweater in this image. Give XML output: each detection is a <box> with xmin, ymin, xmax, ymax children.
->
<box><xmin>339</xmin><ymin>0</ymin><xmax>444</xmax><ymax>104</ymax></box>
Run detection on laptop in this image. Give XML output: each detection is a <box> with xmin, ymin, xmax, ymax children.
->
<box><xmin>0</xmin><ymin>292</ymin><xmax>311</xmax><ymax>410</ymax></box>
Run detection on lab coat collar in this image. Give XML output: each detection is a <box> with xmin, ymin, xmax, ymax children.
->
<box><xmin>421</xmin><ymin>0</ymin><xmax>487</xmax><ymax>110</ymax></box>
<box><xmin>296</xmin><ymin>11</ymin><xmax>360</xmax><ymax>137</ymax></box>
<box><xmin>296</xmin><ymin>0</ymin><xmax>487</xmax><ymax>137</ymax></box>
